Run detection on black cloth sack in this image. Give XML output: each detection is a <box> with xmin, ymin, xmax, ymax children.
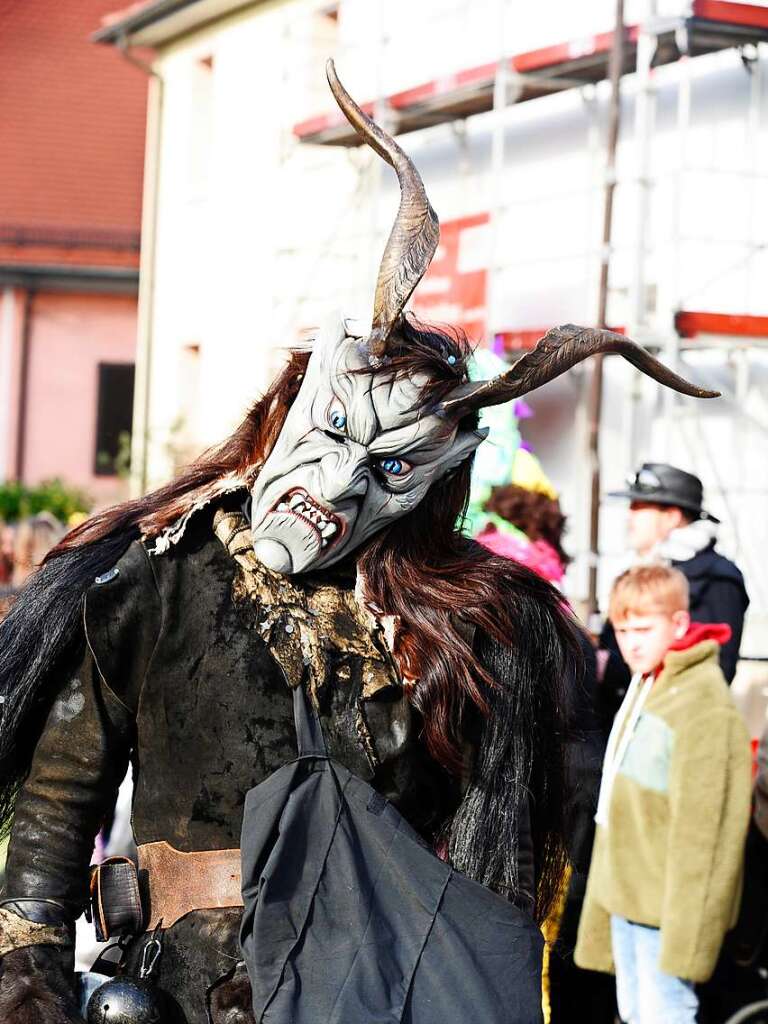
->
<box><xmin>239</xmin><ymin>684</ymin><xmax>544</xmax><ymax>1023</ymax></box>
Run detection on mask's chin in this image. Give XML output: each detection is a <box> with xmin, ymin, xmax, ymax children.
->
<box><xmin>251</xmin><ymin>537</ymin><xmax>295</xmax><ymax>574</ymax></box>
<box><xmin>253</xmin><ymin>531</ymin><xmax>348</xmax><ymax>575</ymax></box>
<box><xmin>249</xmin><ymin>483</ymin><xmax>352</xmax><ymax>573</ymax></box>
<box><xmin>250</xmin><ymin>502</ymin><xmax>348</xmax><ymax>575</ymax></box>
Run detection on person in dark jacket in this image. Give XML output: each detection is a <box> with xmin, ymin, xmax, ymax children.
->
<box><xmin>599</xmin><ymin>464</ymin><xmax>748</xmax><ymax>714</ymax></box>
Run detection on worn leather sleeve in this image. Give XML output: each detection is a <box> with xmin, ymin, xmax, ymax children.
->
<box><xmin>4</xmin><ymin>540</ymin><xmax>162</xmax><ymax>921</ymax></box>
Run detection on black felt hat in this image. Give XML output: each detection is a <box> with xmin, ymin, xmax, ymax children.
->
<box><xmin>609</xmin><ymin>462</ymin><xmax>719</xmax><ymax>523</ymax></box>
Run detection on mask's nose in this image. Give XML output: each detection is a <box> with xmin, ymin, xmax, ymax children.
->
<box><xmin>317</xmin><ymin>443</ymin><xmax>368</xmax><ymax>504</ymax></box>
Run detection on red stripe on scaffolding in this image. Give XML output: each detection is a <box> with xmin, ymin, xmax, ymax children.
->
<box><xmin>692</xmin><ymin>0</ymin><xmax>768</xmax><ymax>31</ymax></box>
<box><xmin>675</xmin><ymin>311</ymin><xmax>768</xmax><ymax>338</ymax></box>
<box><xmin>510</xmin><ymin>26</ymin><xmax>639</xmax><ymax>74</ymax></box>
<box><xmin>498</xmin><ymin>315</ymin><xmax>768</xmax><ymax>350</ymax></box>
<box><xmin>294</xmin><ymin>2</ymin><xmax>768</xmax><ymax>144</ymax></box>
<box><xmin>387</xmin><ymin>62</ymin><xmax>499</xmax><ymax>110</ymax></box>
<box><xmin>494</xmin><ymin>325</ymin><xmax>627</xmax><ymax>354</ymax></box>
<box><xmin>294</xmin><ymin>103</ymin><xmax>374</xmax><ymax>139</ymax></box>
<box><xmin>293</xmin><ymin>30</ymin><xmax>640</xmax><ymax>140</ymax></box>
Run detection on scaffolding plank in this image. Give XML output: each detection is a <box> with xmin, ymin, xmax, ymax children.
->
<box><xmin>295</xmin><ymin>2</ymin><xmax>768</xmax><ymax>146</ymax></box>
<box><xmin>692</xmin><ymin>0</ymin><xmax>768</xmax><ymax>32</ymax></box>
<box><xmin>675</xmin><ymin>311</ymin><xmax>768</xmax><ymax>338</ymax></box>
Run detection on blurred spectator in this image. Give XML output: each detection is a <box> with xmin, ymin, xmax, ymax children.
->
<box><xmin>476</xmin><ymin>482</ymin><xmax>571</xmax><ymax>585</ymax></box>
<box><xmin>576</xmin><ymin>566</ymin><xmax>751</xmax><ymax>1024</ymax></box>
<box><xmin>0</xmin><ymin>514</ymin><xmax>64</xmax><ymax>622</ymax></box>
<box><xmin>600</xmin><ymin>464</ymin><xmax>748</xmax><ymax>727</ymax></box>
<box><xmin>11</xmin><ymin>511</ymin><xmax>64</xmax><ymax>588</ymax></box>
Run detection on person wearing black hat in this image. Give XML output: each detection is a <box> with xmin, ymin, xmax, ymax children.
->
<box><xmin>599</xmin><ymin>463</ymin><xmax>749</xmax><ymax>693</ymax></box>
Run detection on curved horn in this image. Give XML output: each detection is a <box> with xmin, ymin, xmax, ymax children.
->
<box><xmin>440</xmin><ymin>324</ymin><xmax>720</xmax><ymax>417</ymax></box>
<box><xmin>326</xmin><ymin>59</ymin><xmax>439</xmax><ymax>358</ymax></box>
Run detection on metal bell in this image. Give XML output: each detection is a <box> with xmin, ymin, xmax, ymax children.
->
<box><xmin>86</xmin><ymin>975</ymin><xmax>164</xmax><ymax>1023</ymax></box>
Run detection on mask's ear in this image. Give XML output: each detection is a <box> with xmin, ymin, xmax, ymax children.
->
<box><xmin>437</xmin><ymin>427</ymin><xmax>489</xmax><ymax>479</ymax></box>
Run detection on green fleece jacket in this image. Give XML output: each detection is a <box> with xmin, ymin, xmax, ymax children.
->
<box><xmin>574</xmin><ymin>638</ymin><xmax>751</xmax><ymax>983</ymax></box>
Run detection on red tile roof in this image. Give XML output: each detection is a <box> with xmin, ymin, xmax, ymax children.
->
<box><xmin>100</xmin><ymin>0</ymin><xmax>161</xmax><ymax>30</ymax></box>
<box><xmin>0</xmin><ymin>0</ymin><xmax>147</xmax><ymax>271</ymax></box>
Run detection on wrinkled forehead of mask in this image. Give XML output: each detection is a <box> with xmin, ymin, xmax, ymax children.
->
<box><xmin>297</xmin><ymin>316</ymin><xmax>450</xmax><ymax>427</ymax></box>
<box><xmin>247</xmin><ymin>313</ymin><xmax>486</xmax><ymax>575</ymax></box>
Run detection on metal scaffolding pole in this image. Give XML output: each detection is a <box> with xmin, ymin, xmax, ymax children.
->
<box><xmin>586</xmin><ymin>0</ymin><xmax>625</xmax><ymax>617</ymax></box>
<box><xmin>486</xmin><ymin>0</ymin><xmax>510</xmax><ymax>347</ymax></box>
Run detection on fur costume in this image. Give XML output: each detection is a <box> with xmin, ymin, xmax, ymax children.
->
<box><xmin>0</xmin><ymin>62</ymin><xmax>716</xmax><ymax>1023</ymax></box>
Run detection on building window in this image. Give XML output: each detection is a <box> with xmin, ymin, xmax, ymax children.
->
<box><xmin>94</xmin><ymin>363</ymin><xmax>135</xmax><ymax>476</ymax></box>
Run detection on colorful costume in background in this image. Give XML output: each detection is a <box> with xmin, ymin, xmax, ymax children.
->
<box><xmin>0</xmin><ymin>62</ymin><xmax>718</xmax><ymax>1024</ymax></box>
<box><xmin>464</xmin><ymin>348</ymin><xmax>566</xmax><ymax>585</ymax></box>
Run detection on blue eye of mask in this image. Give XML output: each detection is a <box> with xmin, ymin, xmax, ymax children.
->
<box><xmin>329</xmin><ymin>410</ymin><xmax>347</xmax><ymax>430</ymax></box>
<box><xmin>381</xmin><ymin>457</ymin><xmax>405</xmax><ymax>476</ymax></box>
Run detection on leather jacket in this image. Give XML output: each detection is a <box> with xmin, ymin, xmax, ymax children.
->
<box><xmin>4</xmin><ymin>501</ymin><xmax>458</xmax><ymax>1023</ymax></box>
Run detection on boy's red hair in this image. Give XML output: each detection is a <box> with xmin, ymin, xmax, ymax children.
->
<box><xmin>608</xmin><ymin>564</ymin><xmax>689</xmax><ymax>624</ymax></box>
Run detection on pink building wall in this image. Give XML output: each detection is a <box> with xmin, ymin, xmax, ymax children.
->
<box><xmin>19</xmin><ymin>290</ymin><xmax>136</xmax><ymax>505</ymax></box>
<box><xmin>0</xmin><ymin>288</ymin><xmax>26</xmax><ymax>485</ymax></box>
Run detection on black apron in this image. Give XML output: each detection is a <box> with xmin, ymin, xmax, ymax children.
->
<box><xmin>240</xmin><ymin>684</ymin><xmax>544</xmax><ymax>1023</ymax></box>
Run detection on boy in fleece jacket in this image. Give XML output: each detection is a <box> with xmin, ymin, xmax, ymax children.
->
<box><xmin>575</xmin><ymin>565</ymin><xmax>751</xmax><ymax>1024</ymax></box>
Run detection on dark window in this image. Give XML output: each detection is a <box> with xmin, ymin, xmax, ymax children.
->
<box><xmin>94</xmin><ymin>363</ymin><xmax>135</xmax><ymax>476</ymax></box>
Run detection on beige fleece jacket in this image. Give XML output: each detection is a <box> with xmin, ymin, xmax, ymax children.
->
<box><xmin>574</xmin><ymin>639</ymin><xmax>751</xmax><ymax>983</ymax></box>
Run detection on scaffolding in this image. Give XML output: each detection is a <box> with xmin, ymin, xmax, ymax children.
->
<box><xmin>293</xmin><ymin>0</ymin><xmax>768</xmax><ymax>348</ymax></box>
<box><xmin>291</xmin><ymin>0</ymin><xmax>768</xmax><ymax>638</ymax></box>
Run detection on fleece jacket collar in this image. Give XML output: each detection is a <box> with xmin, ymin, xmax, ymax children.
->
<box><xmin>659</xmin><ymin>625</ymin><xmax>730</xmax><ymax>681</ymax></box>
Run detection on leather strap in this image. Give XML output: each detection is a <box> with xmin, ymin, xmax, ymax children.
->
<box><xmin>89</xmin><ymin>857</ymin><xmax>143</xmax><ymax>940</ymax></box>
<box><xmin>293</xmin><ymin>682</ymin><xmax>327</xmax><ymax>758</ymax></box>
<box><xmin>138</xmin><ymin>841</ymin><xmax>242</xmax><ymax>930</ymax></box>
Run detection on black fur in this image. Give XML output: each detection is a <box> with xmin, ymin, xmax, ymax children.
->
<box><xmin>0</xmin><ymin>530</ymin><xmax>137</xmax><ymax>836</ymax></box>
<box><xmin>208</xmin><ymin>965</ymin><xmax>255</xmax><ymax>1024</ymax></box>
<box><xmin>448</xmin><ymin>591</ymin><xmax>578</xmax><ymax>921</ymax></box>
<box><xmin>0</xmin><ymin>945</ymin><xmax>84</xmax><ymax>1024</ymax></box>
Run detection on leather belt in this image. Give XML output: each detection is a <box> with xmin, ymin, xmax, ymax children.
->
<box><xmin>137</xmin><ymin>841</ymin><xmax>243</xmax><ymax>930</ymax></box>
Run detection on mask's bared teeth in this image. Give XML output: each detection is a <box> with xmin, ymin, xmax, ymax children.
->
<box><xmin>320</xmin><ymin>521</ymin><xmax>337</xmax><ymax>538</ymax></box>
<box><xmin>289</xmin><ymin>493</ymin><xmax>304</xmax><ymax>510</ymax></box>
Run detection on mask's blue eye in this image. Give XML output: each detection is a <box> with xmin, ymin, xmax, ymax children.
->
<box><xmin>380</xmin><ymin>457</ymin><xmax>407</xmax><ymax>476</ymax></box>
<box><xmin>329</xmin><ymin>408</ymin><xmax>347</xmax><ymax>431</ymax></box>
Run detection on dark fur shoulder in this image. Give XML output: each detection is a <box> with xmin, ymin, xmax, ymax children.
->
<box><xmin>0</xmin><ymin>527</ymin><xmax>139</xmax><ymax>836</ymax></box>
<box><xmin>0</xmin><ymin>946</ymin><xmax>84</xmax><ymax>1024</ymax></box>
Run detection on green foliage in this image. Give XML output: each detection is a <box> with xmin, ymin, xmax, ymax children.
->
<box><xmin>0</xmin><ymin>479</ymin><xmax>92</xmax><ymax>524</ymax></box>
<box><xmin>115</xmin><ymin>431</ymin><xmax>132</xmax><ymax>479</ymax></box>
<box><xmin>96</xmin><ymin>431</ymin><xmax>132</xmax><ymax>480</ymax></box>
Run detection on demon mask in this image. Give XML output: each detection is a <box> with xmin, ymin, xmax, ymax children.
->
<box><xmin>249</xmin><ymin>62</ymin><xmax>717</xmax><ymax>575</ymax></box>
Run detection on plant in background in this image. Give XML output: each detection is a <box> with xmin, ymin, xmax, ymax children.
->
<box><xmin>0</xmin><ymin>479</ymin><xmax>92</xmax><ymax>524</ymax></box>
<box><xmin>96</xmin><ymin>430</ymin><xmax>132</xmax><ymax>480</ymax></box>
